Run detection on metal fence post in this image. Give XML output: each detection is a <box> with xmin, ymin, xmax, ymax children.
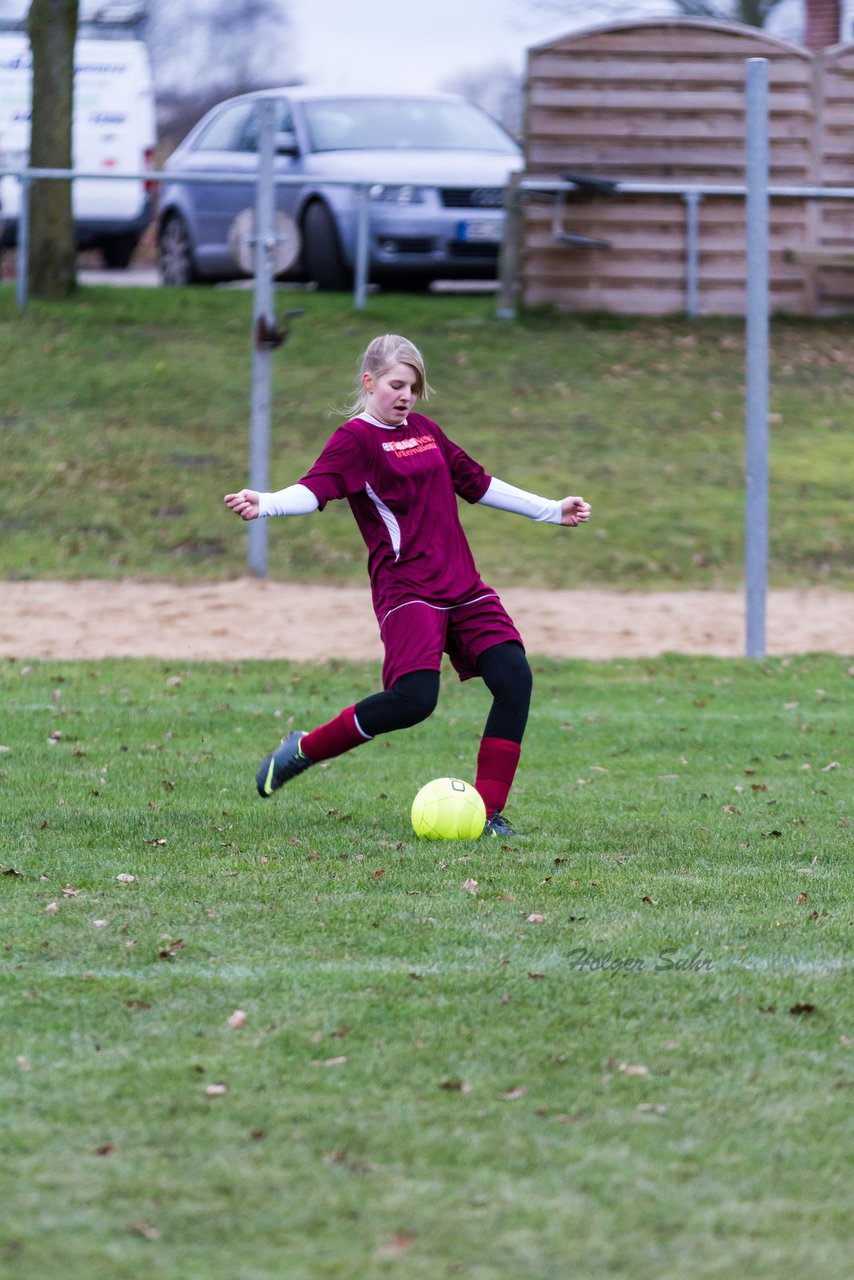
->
<box><xmin>16</xmin><ymin>174</ymin><xmax>30</xmax><ymax>310</ymax></box>
<box><xmin>353</xmin><ymin>184</ymin><xmax>369</xmax><ymax>311</ymax></box>
<box><xmin>683</xmin><ymin>189</ymin><xmax>702</xmax><ymax>318</ymax></box>
<box><xmin>247</xmin><ymin>98</ymin><xmax>276</xmax><ymax>579</ymax></box>
<box><xmin>497</xmin><ymin>171</ymin><xmax>522</xmax><ymax>320</ymax></box>
<box><xmin>745</xmin><ymin>58</ymin><xmax>770</xmax><ymax>658</ymax></box>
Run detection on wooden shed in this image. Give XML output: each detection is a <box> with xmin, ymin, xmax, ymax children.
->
<box><xmin>518</xmin><ymin>19</ymin><xmax>854</xmax><ymax>315</ymax></box>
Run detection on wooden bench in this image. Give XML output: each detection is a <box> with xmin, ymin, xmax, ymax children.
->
<box><xmin>785</xmin><ymin>248</ymin><xmax>854</xmax><ymax>270</ymax></box>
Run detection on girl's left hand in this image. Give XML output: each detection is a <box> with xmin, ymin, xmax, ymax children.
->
<box><xmin>559</xmin><ymin>496</ymin><xmax>591</xmax><ymax>527</ymax></box>
<box><xmin>224</xmin><ymin>489</ymin><xmax>261</xmax><ymax>521</ymax></box>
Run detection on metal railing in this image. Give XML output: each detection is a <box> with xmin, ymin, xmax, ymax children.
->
<box><xmin>0</xmin><ymin>162</ymin><xmax>380</xmax><ymax>310</ymax></box>
<box><xmin>498</xmin><ymin>174</ymin><xmax>854</xmax><ymax>321</ymax></box>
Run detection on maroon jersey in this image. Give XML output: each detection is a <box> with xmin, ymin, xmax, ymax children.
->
<box><xmin>298</xmin><ymin>412</ymin><xmax>493</xmax><ymax>623</ymax></box>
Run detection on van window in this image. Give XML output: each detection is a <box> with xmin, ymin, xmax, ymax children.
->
<box><xmin>194</xmin><ymin>102</ymin><xmax>256</xmax><ymax>153</ymax></box>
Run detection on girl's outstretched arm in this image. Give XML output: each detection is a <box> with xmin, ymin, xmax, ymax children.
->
<box><xmin>478</xmin><ymin>477</ymin><xmax>591</xmax><ymax>527</ymax></box>
<box><xmin>224</xmin><ymin>484</ymin><xmax>320</xmax><ymax>521</ymax></box>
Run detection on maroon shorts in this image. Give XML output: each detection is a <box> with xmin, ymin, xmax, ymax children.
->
<box><xmin>378</xmin><ymin>592</ymin><xmax>524</xmax><ymax>689</ymax></box>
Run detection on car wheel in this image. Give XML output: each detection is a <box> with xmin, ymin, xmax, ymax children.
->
<box><xmin>100</xmin><ymin>234</ymin><xmax>139</xmax><ymax>270</ymax></box>
<box><xmin>302</xmin><ymin>202</ymin><xmax>351</xmax><ymax>291</ymax></box>
<box><xmin>159</xmin><ymin>213</ymin><xmax>200</xmax><ymax>286</ymax></box>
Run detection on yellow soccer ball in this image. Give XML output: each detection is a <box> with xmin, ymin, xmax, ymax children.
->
<box><xmin>410</xmin><ymin>777</ymin><xmax>486</xmax><ymax>840</ymax></box>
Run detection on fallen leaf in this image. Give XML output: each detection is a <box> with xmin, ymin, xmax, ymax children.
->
<box><xmin>147</xmin><ymin>838</ymin><xmax>167</xmax><ymax>847</ymax></box>
<box><xmin>227</xmin><ymin>1010</ymin><xmax>247</xmax><ymax>1029</ymax></box>
<box><xmin>821</xmin><ymin>761</ymin><xmax>840</xmax><ymax>772</ymax></box>
<box><xmin>526</xmin><ymin>913</ymin><xmax>545</xmax><ymax>924</ymax></box>
<box><xmin>157</xmin><ymin>938</ymin><xmax>184</xmax><ymax>960</ymax></box>
<box><xmin>439</xmin><ymin>1078</ymin><xmax>471</xmax><ymax>1093</ymax></box>
<box><xmin>44</xmin><ymin>901</ymin><xmax>58</xmax><ymax>914</ymax></box>
<box><xmin>789</xmin><ymin>1003</ymin><xmax>816</xmax><ymax>1016</ymax></box>
<box><xmin>796</xmin><ymin>893</ymin><xmax>808</xmax><ymax>905</ymax></box>
<box><xmin>527</xmin><ymin>972</ymin><xmax>546</xmax><ymax>980</ymax></box>
<box><xmin>62</xmin><ymin>886</ymin><xmax>83</xmax><ymax>897</ymax></box>
<box><xmin>314</xmin><ymin>1056</ymin><xmax>348</xmax><ymax>1067</ymax></box>
<box><xmin>94</xmin><ymin>1142</ymin><xmax>115</xmax><ymax>1156</ymax></box>
<box><xmin>722</xmin><ymin>805</ymin><xmax>739</xmax><ymax>814</ymax></box>
<box><xmin>376</xmin><ymin>1234</ymin><xmax>417</xmax><ymax>1259</ymax></box>
<box><xmin>116</xmin><ymin>873</ymin><xmax>136</xmax><ymax>883</ymax></box>
<box><xmin>16</xmin><ymin>1056</ymin><xmax>30</xmax><ymax>1071</ymax></box>
<box><xmin>619</xmin><ymin>1062</ymin><xmax>650</xmax><ymax>1077</ymax></box>
<box><xmin>502</xmin><ymin>1086</ymin><xmax>528</xmax><ymax>1100</ymax></box>
<box><xmin>129</xmin><ymin>1222</ymin><xmax>160</xmax><ymax>1240</ymax></box>
<box><xmin>462</xmin><ymin>878</ymin><xmax>478</xmax><ymax>894</ymax></box>
<box><xmin>3</xmin><ymin>866</ymin><xmax>24</xmax><ymax>877</ymax></box>
<box><xmin>205</xmin><ymin>1082</ymin><xmax>228</xmax><ymax>1096</ymax></box>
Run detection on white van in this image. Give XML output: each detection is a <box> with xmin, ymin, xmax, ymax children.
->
<box><xmin>0</xmin><ymin>32</ymin><xmax>156</xmax><ymax>266</ymax></box>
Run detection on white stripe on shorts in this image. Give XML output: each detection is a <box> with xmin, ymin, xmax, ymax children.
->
<box><xmin>379</xmin><ymin>592</ymin><xmax>499</xmax><ymax>632</ymax></box>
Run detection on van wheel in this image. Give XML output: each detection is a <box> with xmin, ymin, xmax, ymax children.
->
<box><xmin>302</xmin><ymin>202</ymin><xmax>351</xmax><ymax>291</ymax></box>
<box><xmin>159</xmin><ymin>213</ymin><xmax>199</xmax><ymax>285</ymax></box>
<box><xmin>101</xmin><ymin>234</ymin><xmax>139</xmax><ymax>269</ymax></box>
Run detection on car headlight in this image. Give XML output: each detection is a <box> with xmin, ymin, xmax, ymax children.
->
<box><xmin>368</xmin><ymin>183</ymin><xmax>425</xmax><ymax>204</ymax></box>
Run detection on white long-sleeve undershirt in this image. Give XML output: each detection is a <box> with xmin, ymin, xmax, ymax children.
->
<box><xmin>478</xmin><ymin>477</ymin><xmax>562</xmax><ymax>524</ymax></box>
<box><xmin>257</xmin><ymin>475</ymin><xmax>562</xmax><ymax>524</ymax></box>
<box><xmin>258</xmin><ymin>483</ymin><xmax>320</xmax><ymax>517</ymax></box>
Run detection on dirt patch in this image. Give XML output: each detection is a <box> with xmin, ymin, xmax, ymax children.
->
<box><xmin>3</xmin><ymin>580</ymin><xmax>851</xmax><ymax>662</ymax></box>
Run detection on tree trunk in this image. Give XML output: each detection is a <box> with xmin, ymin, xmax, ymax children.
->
<box><xmin>26</xmin><ymin>0</ymin><xmax>80</xmax><ymax>299</ymax></box>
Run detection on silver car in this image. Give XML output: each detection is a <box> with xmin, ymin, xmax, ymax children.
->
<box><xmin>157</xmin><ymin>87</ymin><xmax>522</xmax><ymax>289</ymax></box>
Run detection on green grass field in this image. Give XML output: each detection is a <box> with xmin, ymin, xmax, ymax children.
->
<box><xmin>1</xmin><ymin>653</ymin><xmax>851</xmax><ymax>1279</ymax></box>
<box><xmin>1</xmin><ymin>285</ymin><xmax>851</xmax><ymax>1276</ymax></box>
<box><xmin>1</xmin><ymin>284</ymin><xmax>852</xmax><ymax>589</ymax></box>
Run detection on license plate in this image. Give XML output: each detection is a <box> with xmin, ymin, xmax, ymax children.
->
<box><xmin>456</xmin><ymin>219</ymin><xmax>502</xmax><ymax>243</ymax></box>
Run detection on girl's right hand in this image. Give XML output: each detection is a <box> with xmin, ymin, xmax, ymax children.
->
<box><xmin>224</xmin><ymin>489</ymin><xmax>260</xmax><ymax>521</ymax></box>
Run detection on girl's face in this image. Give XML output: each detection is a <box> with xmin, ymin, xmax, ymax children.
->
<box><xmin>363</xmin><ymin>362</ymin><xmax>420</xmax><ymax>426</ymax></box>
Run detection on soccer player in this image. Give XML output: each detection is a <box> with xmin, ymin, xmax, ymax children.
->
<box><xmin>225</xmin><ymin>334</ymin><xmax>590</xmax><ymax>837</ymax></box>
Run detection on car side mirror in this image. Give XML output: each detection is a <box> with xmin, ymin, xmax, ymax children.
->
<box><xmin>274</xmin><ymin>130</ymin><xmax>299</xmax><ymax>156</ymax></box>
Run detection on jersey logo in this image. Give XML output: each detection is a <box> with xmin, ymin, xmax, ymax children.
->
<box><xmin>381</xmin><ymin>435</ymin><xmax>438</xmax><ymax>458</ymax></box>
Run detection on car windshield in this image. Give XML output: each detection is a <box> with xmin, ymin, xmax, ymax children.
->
<box><xmin>301</xmin><ymin>97</ymin><xmax>518</xmax><ymax>155</ymax></box>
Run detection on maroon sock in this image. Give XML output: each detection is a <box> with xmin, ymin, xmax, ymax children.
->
<box><xmin>301</xmin><ymin>706</ymin><xmax>371</xmax><ymax>763</ymax></box>
<box><xmin>475</xmin><ymin>737</ymin><xmax>521</xmax><ymax>816</ymax></box>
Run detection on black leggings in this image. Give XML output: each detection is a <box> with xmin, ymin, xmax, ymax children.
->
<box><xmin>355</xmin><ymin>641</ymin><xmax>532</xmax><ymax>744</ymax></box>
